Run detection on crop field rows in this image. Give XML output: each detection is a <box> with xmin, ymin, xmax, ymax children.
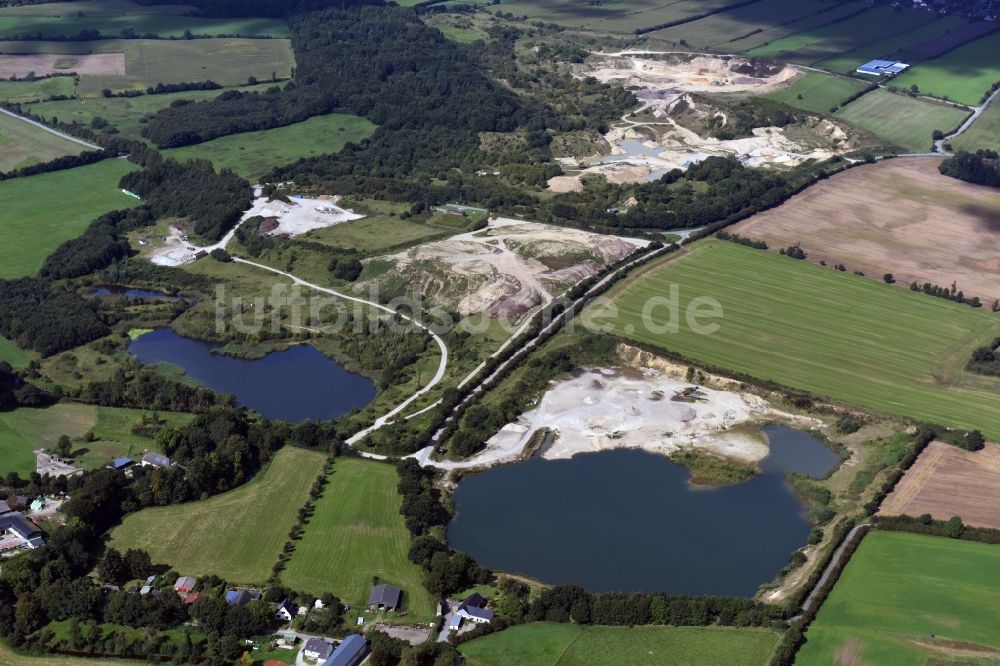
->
<box><xmin>0</xmin><ymin>38</ymin><xmax>295</xmax><ymax>97</ymax></box>
<box><xmin>834</xmin><ymin>88</ymin><xmax>969</xmax><ymax>153</ymax></box>
<box><xmin>764</xmin><ymin>71</ymin><xmax>870</xmax><ymax>114</ymax></box>
<box><xmin>595</xmin><ymin>240</ymin><xmax>1000</xmax><ymax>438</ymax></box>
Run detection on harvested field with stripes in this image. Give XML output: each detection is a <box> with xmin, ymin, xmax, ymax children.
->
<box><xmin>731</xmin><ymin>157</ymin><xmax>1000</xmax><ymax>303</ymax></box>
<box><xmin>878</xmin><ymin>442</ymin><xmax>1000</xmax><ymax>529</ymax></box>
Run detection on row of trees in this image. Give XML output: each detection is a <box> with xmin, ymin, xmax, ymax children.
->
<box><xmin>939</xmin><ymin>150</ymin><xmax>1000</xmax><ymax>187</ymax></box>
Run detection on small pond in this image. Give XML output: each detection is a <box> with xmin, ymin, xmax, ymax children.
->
<box><xmin>91</xmin><ymin>285</ymin><xmax>171</xmax><ymax>300</ymax></box>
<box><xmin>447</xmin><ymin>426</ymin><xmax>837</xmax><ymax>597</ymax></box>
<box><xmin>128</xmin><ymin>328</ymin><xmax>376</xmax><ymax>423</ymax></box>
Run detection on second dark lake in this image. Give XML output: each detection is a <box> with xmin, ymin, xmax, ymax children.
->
<box><xmin>128</xmin><ymin>328</ymin><xmax>377</xmax><ymax>423</ymax></box>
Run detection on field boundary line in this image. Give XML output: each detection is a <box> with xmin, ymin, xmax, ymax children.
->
<box><xmin>0</xmin><ymin>107</ymin><xmax>101</xmax><ymax>150</ymax></box>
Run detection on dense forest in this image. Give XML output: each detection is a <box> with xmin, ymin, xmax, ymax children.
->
<box><xmin>0</xmin><ymin>279</ymin><xmax>109</xmax><ymax>356</ymax></box>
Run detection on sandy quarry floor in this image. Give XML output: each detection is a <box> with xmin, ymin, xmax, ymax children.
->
<box><xmin>556</xmin><ymin>54</ymin><xmax>851</xmax><ymax>186</ymax></box>
<box><xmin>148</xmin><ymin>193</ymin><xmax>360</xmax><ymax>267</ymax></box>
<box><xmin>0</xmin><ymin>53</ymin><xmax>125</xmax><ymax>78</ymax></box>
<box><xmin>879</xmin><ymin>441</ymin><xmax>1000</xmax><ymax>530</ymax></box>
<box><xmin>359</xmin><ymin>217</ymin><xmax>649</xmax><ymax>318</ymax></box>
<box><xmin>496</xmin><ymin>367</ymin><xmax>772</xmax><ymax>463</ymax></box>
<box><xmin>429</xmin><ymin>367</ymin><xmax>796</xmax><ymax>472</ymax></box>
<box><xmin>733</xmin><ymin>157</ymin><xmax>1000</xmax><ymax>302</ymax></box>
<box><xmin>576</xmin><ymin>53</ymin><xmax>797</xmax><ymax>95</ymax></box>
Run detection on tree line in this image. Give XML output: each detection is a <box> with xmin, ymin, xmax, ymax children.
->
<box><xmin>939</xmin><ymin>150</ymin><xmax>1000</xmax><ymax>187</ymax></box>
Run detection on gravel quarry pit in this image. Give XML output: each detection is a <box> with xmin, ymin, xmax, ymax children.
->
<box><xmin>554</xmin><ymin>53</ymin><xmax>852</xmax><ymax>186</ymax></box>
<box><xmin>574</xmin><ymin>52</ymin><xmax>798</xmax><ymax>95</ymax></box>
<box><xmin>358</xmin><ymin>217</ymin><xmax>649</xmax><ymax>319</ymax></box>
<box><xmin>147</xmin><ymin>193</ymin><xmax>360</xmax><ymax>266</ymax></box>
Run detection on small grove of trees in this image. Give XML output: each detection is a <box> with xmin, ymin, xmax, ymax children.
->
<box><xmin>939</xmin><ymin>150</ymin><xmax>1000</xmax><ymax>187</ymax></box>
<box><xmin>967</xmin><ymin>337</ymin><xmax>1000</xmax><ymax>376</ymax></box>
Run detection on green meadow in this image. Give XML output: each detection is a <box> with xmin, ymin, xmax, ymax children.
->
<box><xmin>765</xmin><ymin>71</ymin><xmax>870</xmax><ymax>114</ymax></box>
<box><xmin>951</xmin><ymin>96</ymin><xmax>1000</xmax><ymax>153</ymax></box>
<box><xmin>892</xmin><ymin>31</ymin><xmax>1000</xmax><ymax>106</ymax></box>
<box><xmin>835</xmin><ymin>88</ymin><xmax>969</xmax><ymax>152</ymax></box>
<box><xmin>110</xmin><ymin>446</ymin><xmax>325</xmax><ymax>583</ymax></box>
<box><xmin>165</xmin><ymin>113</ymin><xmax>375</xmax><ymax>181</ymax></box>
<box><xmin>0</xmin><ymin>110</ymin><xmax>86</xmax><ymax>172</ymax></box>
<box><xmin>797</xmin><ymin>531</ymin><xmax>1000</xmax><ymax>665</ymax></box>
<box><xmin>0</xmin><ymin>77</ymin><xmax>75</xmax><ymax>103</ymax></box>
<box><xmin>0</xmin><ymin>159</ymin><xmax>139</xmax><ymax>279</ymax></box>
<box><xmin>460</xmin><ymin>624</ymin><xmax>781</xmax><ymax>666</ymax></box>
<box><xmin>596</xmin><ymin>240</ymin><xmax>1000</xmax><ymax>437</ymax></box>
<box><xmin>281</xmin><ymin>457</ymin><xmax>436</xmax><ymax>620</ymax></box>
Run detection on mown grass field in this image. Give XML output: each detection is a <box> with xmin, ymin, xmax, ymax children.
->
<box><xmin>724</xmin><ymin>2</ymin><xmax>866</xmax><ymax>53</ymax></box>
<box><xmin>813</xmin><ymin>14</ymin><xmax>969</xmax><ymax>74</ymax></box>
<box><xmin>891</xmin><ymin>31</ymin><xmax>1000</xmax><ymax>106</ymax></box>
<box><xmin>595</xmin><ymin>240</ymin><xmax>1000</xmax><ymax>438</ymax></box>
<box><xmin>165</xmin><ymin>112</ymin><xmax>375</xmax><ymax>180</ymax></box>
<box><xmin>281</xmin><ymin>457</ymin><xmax>436</xmax><ymax>620</ymax></box>
<box><xmin>0</xmin><ymin>404</ymin><xmax>192</xmax><ymax>477</ymax></box>
<box><xmin>0</xmin><ymin>639</ymin><xmax>144</xmax><ymax>666</ymax></box>
<box><xmin>0</xmin><ymin>38</ymin><xmax>294</xmax><ymax>97</ymax></box>
<box><xmin>835</xmin><ymin>89</ymin><xmax>969</xmax><ymax>152</ymax></box>
<box><xmin>0</xmin><ymin>158</ymin><xmax>138</xmax><ymax>279</ymax></box>
<box><xmin>0</xmin><ymin>0</ymin><xmax>194</xmax><ymax>17</ymax></box>
<box><xmin>765</xmin><ymin>71</ymin><xmax>869</xmax><ymax>114</ymax></box>
<box><xmin>460</xmin><ymin>624</ymin><xmax>781</xmax><ymax>666</ymax></box>
<box><xmin>25</xmin><ymin>82</ymin><xmax>275</xmax><ymax>140</ymax></box>
<box><xmin>746</xmin><ymin>4</ymin><xmax>935</xmax><ymax>65</ymax></box>
<box><xmin>0</xmin><ymin>110</ymin><xmax>86</xmax><ymax>171</ymax></box>
<box><xmin>0</xmin><ymin>15</ymin><xmax>287</xmax><ymax>39</ymax></box>
<box><xmin>0</xmin><ymin>76</ymin><xmax>75</xmax><ymax>103</ymax></box>
<box><xmin>111</xmin><ymin>446</ymin><xmax>325</xmax><ymax>583</ymax></box>
<box><xmin>951</xmin><ymin>96</ymin><xmax>1000</xmax><ymax>153</ymax></box>
<box><xmin>497</xmin><ymin>0</ymin><xmax>733</xmax><ymax>31</ymax></box>
<box><xmin>647</xmin><ymin>0</ymin><xmax>834</xmax><ymax>50</ymax></box>
<box><xmin>797</xmin><ymin>531</ymin><xmax>1000</xmax><ymax>665</ymax></box>
<box><xmin>304</xmin><ymin>199</ymin><xmax>446</xmax><ymax>254</ymax></box>
<box><xmin>0</xmin><ymin>335</ymin><xmax>30</xmax><ymax>368</ymax></box>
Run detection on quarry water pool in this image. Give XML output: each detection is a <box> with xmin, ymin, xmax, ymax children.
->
<box><xmin>447</xmin><ymin>426</ymin><xmax>837</xmax><ymax>596</ymax></box>
<box><xmin>128</xmin><ymin>328</ymin><xmax>376</xmax><ymax>422</ymax></box>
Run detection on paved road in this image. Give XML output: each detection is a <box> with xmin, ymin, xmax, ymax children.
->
<box><xmin>0</xmin><ymin>108</ymin><xmax>102</xmax><ymax>150</ymax></box>
<box><xmin>935</xmin><ymin>86</ymin><xmax>999</xmax><ymax>152</ymax></box>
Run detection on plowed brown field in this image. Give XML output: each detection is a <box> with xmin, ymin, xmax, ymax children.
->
<box><xmin>879</xmin><ymin>441</ymin><xmax>1000</xmax><ymax>529</ymax></box>
<box><xmin>733</xmin><ymin>157</ymin><xmax>1000</xmax><ymax>302</ymax></box>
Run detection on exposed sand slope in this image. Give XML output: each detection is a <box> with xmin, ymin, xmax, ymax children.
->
<box><xmin>359</xmin><ymin>218</ymin><xmax>648</xmax><ymax>318</ymax></box>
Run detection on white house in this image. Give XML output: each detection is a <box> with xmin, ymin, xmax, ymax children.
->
<box><xmin>274</xmin><ymin>598</ymin><xmax>297</xmax><ymax>622</ymax></box>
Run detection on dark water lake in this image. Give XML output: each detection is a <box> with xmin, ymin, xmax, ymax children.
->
<box><xmin>128</xmin><ymin>328</ymin><xmax>376</xmax><ymax>423</ymax></box>
<box><xmin>447</xmin><ymin>426</ymin><xmax>838</xmax><ymax>597</ymax></box>
<box><xmin>91</xmin><ymin>285</ymin><xmax>171</xmax><ymax>299</ymax></box>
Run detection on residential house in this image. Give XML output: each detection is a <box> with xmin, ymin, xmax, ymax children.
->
<box><xmin>141</xmin><ymin>452</ymin><xmax>173</xmax><ymax>468</ymax></box>
<box><xmin>225</xmin><ymin>589</ymin><xmax>261</xmax><ymax>607</ymax></box>
<box><xmin>367</xmin><ymin>584</ymin><xmax>402</xmax><ymax>612</ymax></box>
<box><xmin>108</xmin><ymin>457</ymin><xmax>134</xmax><ymax>471</ymax></box>
<box><xmin>302</xmin><ymin>637</ymin><xmax>334</xmax><ymax>661</ymax></box>
<box><xmin>173</xmin><ymin>576</ymin><xmax>197</xmax><ymax>594</ymax></box>
<box><xmin>274</xmin><ymin>598</ymin><xmax>297</xmax><ymax>622</ymax></box>
<box><xmin>0</xmin><ymin>500</ymin><xmax>10</xmax><ymax>515</ymax></box>
<box><xmin>449</xmin><ymin>593</ymin><xmax>495</xmax><ymax>631</ymax></box>
<box><xmin>183</xmin><ymin>592</ymin><xmax>204</xmax><ymax>606</ymax></box>
<box><xmin>323</xmin><ymin>635</ymin><xmax>367</xmax><ymax>666</ymax></box>
<box><xmin>0</xmin><ymin>512</ymin><xmax>43</xmax><ymax>552</ymax></box>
